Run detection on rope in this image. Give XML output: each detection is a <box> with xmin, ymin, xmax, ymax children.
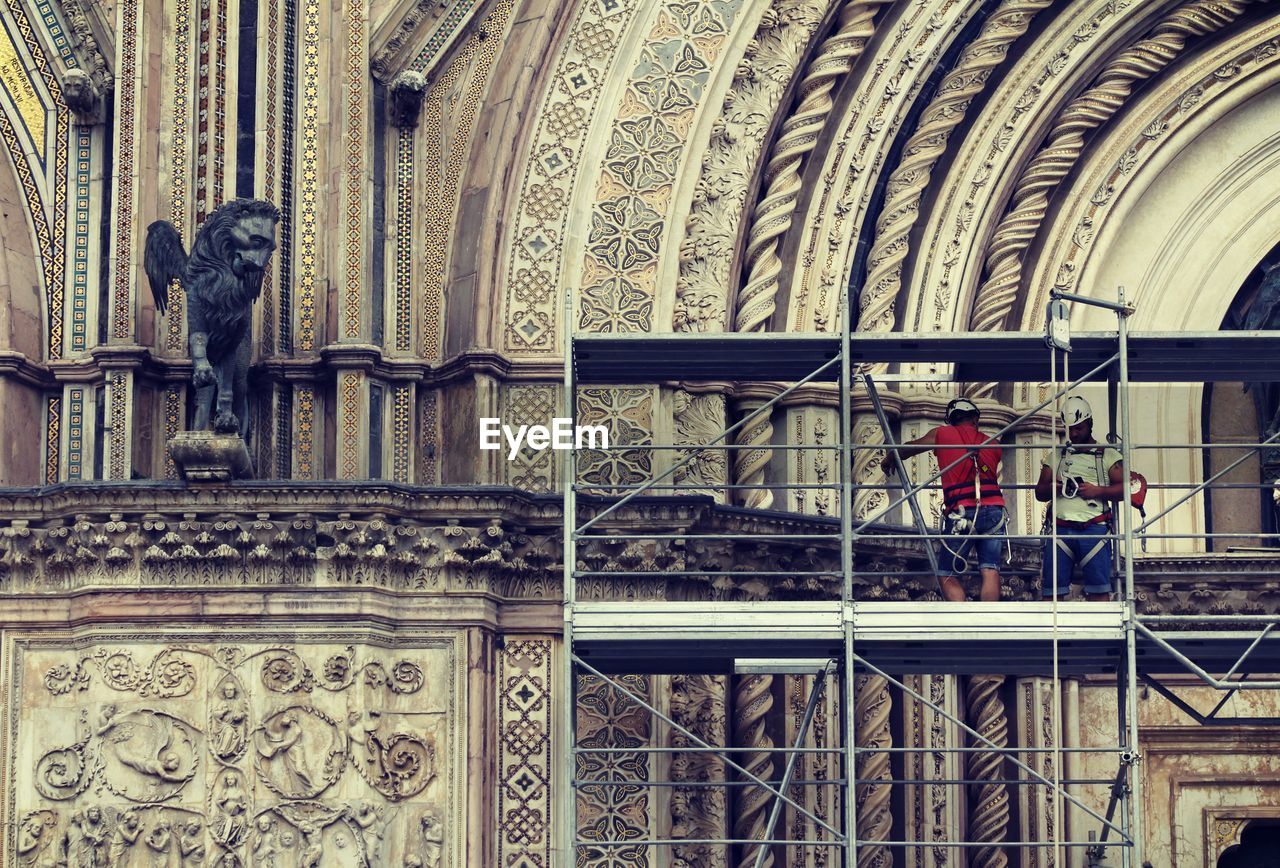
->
<box><xmin>1051</xmin><ymin>348</ymin><xmax>1065</xmax><ymax>865</ymax></box>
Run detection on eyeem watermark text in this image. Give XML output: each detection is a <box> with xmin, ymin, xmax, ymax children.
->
<box><xmin>480</xmin><ymin>418</ymin><xmax>610</xmax><ymax>460</ymax></box>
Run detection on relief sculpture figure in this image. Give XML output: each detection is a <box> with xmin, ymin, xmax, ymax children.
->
<box><xmin>107</xmin><ymin>810</ymin><xmax>142</xmax><ymax>867</ymax></box>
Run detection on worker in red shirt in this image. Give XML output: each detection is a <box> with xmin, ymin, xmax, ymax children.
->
<box><xmin>882</xmin><ymin>398</ymin><xmax>1007</xmax><ymax>602</ymax></box>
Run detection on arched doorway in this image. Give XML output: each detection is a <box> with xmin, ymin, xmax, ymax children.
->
<box><xmin>1218</xmin><ymin>820</ymin><xmax>1280</xmax><ymax>867</ymax></box>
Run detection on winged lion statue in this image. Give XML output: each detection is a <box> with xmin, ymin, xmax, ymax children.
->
<box><xmin>144</xmin><ymin>199</ymin><xmax>280</xmax><ymax>439</ymax></box>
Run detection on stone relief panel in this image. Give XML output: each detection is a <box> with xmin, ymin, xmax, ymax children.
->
<box><xmin>7</xmin><ymin>632</ymin><xmax>463</xmax><ymax>866</ymax></box>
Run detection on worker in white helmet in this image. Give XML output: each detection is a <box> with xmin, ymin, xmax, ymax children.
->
<box><xmin>1034</xmin><ymin>395</ymin><xmax>1125</xmax><ymax>601</ymax></box>
<box><xmin>883</xmin><ymin>397</ymin><xmax>1006</xmax><ymax>602</ymax></box>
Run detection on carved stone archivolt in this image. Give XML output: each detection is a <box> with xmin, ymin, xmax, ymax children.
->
<box><xmin>9</xmin><ymin>634</ymin><xmax>461</xmax><ymax>866</ymax></box>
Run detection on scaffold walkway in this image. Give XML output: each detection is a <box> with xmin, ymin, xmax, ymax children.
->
<box><xmin>560</xmin><ymin>286</ymin><xmax>1280</xmax><ymax>866</ymax></box>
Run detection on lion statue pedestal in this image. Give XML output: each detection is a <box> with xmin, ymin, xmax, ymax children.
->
<box><xmin>168</xmin><ymin>431</ymin><xmax>253</xmax><ymax>481</ymax></box>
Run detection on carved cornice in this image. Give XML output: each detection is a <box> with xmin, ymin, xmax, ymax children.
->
<box><xmin>0</xmin><ymin>483</ymin><xmax>1273</xmax><ymax>609</ymax></box>
<box><xmin>370</xmin><ymin>0</ymin><xmax>485</xmax><ymax>83</ymax></box>
<box><xmin>54</xmin><ymin>0</ymin><xmax>114</xmax><ymax>88</ymax></box>
<box><xmin>2</xmin><ymin>347</ymin><xmax>567</xmax><ymax>391</ymax></box>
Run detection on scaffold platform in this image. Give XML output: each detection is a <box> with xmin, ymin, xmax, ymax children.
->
<box><xmin>572</xmin><ymin>330</ymin><xmax>1280</xmax><ymax>382</ymax></box>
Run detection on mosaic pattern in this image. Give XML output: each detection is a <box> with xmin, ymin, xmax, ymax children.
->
<box><xmin>576</xmin><ymin>673</ymin><xmax>651</xmax><ymax>866</ymax></box>
<box><xmin>31</xmin><ymin>0</ymin><xmax>78</xmax><ymax>66</ymax></box>
<box><xmin>501</xmin><ymin>0</ymin><xmax>645</xmax><ymax>353</ymax></box>
<box><xmin>497</xmin><ymin>639</ymin><xmax>553</xmax><ymax>868</ymax></box>
<box><xmin>294</xmin><ymin>385</ymin><xmax>316</xmax><ymax>478</ymax></box>
<box><xmin>502</xmin><ymin>385</ymin><xmax>557</xmax><ymax>492</ymax></box>
<box><xmin>162</xmin><ymin>385</ymin><xmax>182</xmax><ymax>479</ymax></box>
<box><xmin>165</xmin><ymin>0</ymin><xmax>193</xmax><ymax>352</ymax></box>
<box><xmin>69</xmin><ymin>128</ymin><xmax>91</xmax><ymax>353</ymax></box>
<box><xmin>391</xmin><ymin>383</ymin><xmax>412</xmax><ymax>483</ymax></box>
<box><xmin>342</xmin><ymin>0</ymin><xmax>366</xmax><ymax>340</ymax></box>
<box><xmin>213</xmin><ymin>0</ymin><xmax>227</xmax><ymax>200</ymax></box>
<box><xmin>0</xmin><ymin>0</ymin><xmax>70</xmax><ymax>359</ymax></box>
<box><xmin>65</xmin><ymin>386</ymin><xmax>84</xmax><ymax>479</ymax></box>
<box><xmin>259</xmin><ymin>0</ymin><xmax>281</xmax><ymax>355</ymax></box>
<box><xmin>110</xmin><ymin>0</ymin><xmax>139</xmax><ymax>341</ymax></box>
<box><xmin>576</xmin><ymin>386</ymin><xmax>653</xmax><ymax>492</ymax></box>
<box><xmin>195</xmin><ymin>0</ymin><xmax>212</xmax><ymax>217</ymax></box>
<box><xmin>578</xmin><ymin>0</ymin><xmax>742</xmax><ymax>335</ymax></box>
<box><xmin>277</xmin><ymin>0</ymin><xmax>296</xmax><ymax>352</ymax></box>
<box><xmin>339</xmin><ymin>370</ymin><xmax>361</xmax><ymax>479</ymax></box>
<box><xmin>295</xmin><ymin>0</ymin><xmax>321</xmax><ymax>350</ymax></box>
<box><xmin>107</xmin><ymin>371</ymin><xmax>128</xmax><ymax>480</ymax></box>
<box><xmin>393</xmin><ymin>126</ymin><xmax>414</xmax><ymax>352</ymax></box>
<box><xmin>414</xmin><ymin>0</ymin><xmax>511</xmax><ymax>360</ymax></box>
<box><xmin>43</xmin><ymin>395</ymin><xmax>58</xmax><ymax>484</ymax></box>
<box><xmin>405</xmin><ymin>0</ymin><xmax>481</xmax><ymax>73</ymax></box>
<box><xmin>275</xmin><ymin>382</ymin><xmax>292</xmax><ymax>479</ymax></box>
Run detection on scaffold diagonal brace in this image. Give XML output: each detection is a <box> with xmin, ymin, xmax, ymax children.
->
<box><xmin>571</xmin><ymin>653</ymin><xmax>845</xmax><ymax>839</ymax></box>
<box><xmin>850</xmin><ymin>653</ymin><xmax>1132</xmax><ymax>843</ymax></box>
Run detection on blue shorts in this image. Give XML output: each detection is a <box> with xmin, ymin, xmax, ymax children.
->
<box><xmin>936</xmin><ymin>505</ymin><xmax>1006</xmax><ymax>576</ymax></box>
<box><xmin>1042</xmin><ymin>523</ymin><xmax>1113</xmax><ymax>596</ymax></box>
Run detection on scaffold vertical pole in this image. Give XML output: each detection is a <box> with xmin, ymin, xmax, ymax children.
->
<box><xmin>560</xmin><ymin>314</ymin><xmax>578</xmax><ymax>863</ymax></box>
<box><xmin>841</xmin><ymin>310</ymin><xmax>857</xmax><ymax>865</ymax></box>
<box><xmin>1116</xmin><ymin>286</ymin><xmax>1145</xmax><ymax>866</ymax></box>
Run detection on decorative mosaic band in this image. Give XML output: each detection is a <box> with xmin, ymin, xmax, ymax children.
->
<box><xmin>496</xmin><ymin>638</ymin><xmax>553</xmax><ymax>867</ymax></box>
<box><xmin>0</xmin><ymin>0</ymin><xmax>70</xmax><ymax>358</ymax></box>
<box><xmin>337</xmin><ymin>370</ymin><xmax>363</xmax><ymax>479</ymax></box>
<box><xmin>162</xmin><ymin>384</ymin><xmax>182</xmax><ymax>478</ymax></box>
<box><xmin>393</xmin><ymin>126</ymin><xmax>413</xmax><ymax>352</ymax></box>
<box><xmin>294</xmin><ymin>0</ymin><xmax>321</xmax><ymax>351</ymax></box>
<box><xmin>414</xmin><ymin>0</ymin><xmax>512</xmax><ymax>361</ymax></box>
<box><xmin>294</xmin><ymin>384</ymin><xmax>316</xmax><ymax>478</ymax></box>
<box><xmin>408</xmin><ymin>0</ymin><xmax>480</xmax><ymax>72</ymax></box>
<box><xmin>110</xmin><ymin>0</ymin><xmax>141</xmax><ymax>342</ymax></box>
<box><xmin>65</xmin><ymin>385</ymin><xmax>85</xmax><ymax>480</ymax></box>
<box><xmin>69</xmin><ymin>127</ymin><xmax>92</xmax><ymax>354</ymax></box>
<box><xmin>342</xmin><ymin>0</ymin><xmax>366</xmax><ymax>340</ymax></box>
<box><xmin>258</xmin><ymin>0</ymin><xmax>282</xmax><ymax>355</ymax></box>
<box><xmin>391</xmin><ymin>382</ymin><xmax>412</xmax><ymax>483</ymax></box>
<box><xmin>44</xmin><ymin>395</ymin><xmax>59</xmax><ymax>484</ymax></box>
<box><xmin>106</xmin><ymin>370</ymin><xmax>130</xmax><ymax>480</ymax></box>
<box><xmin>165</xmin><ymin>0</ymin><xmax>193</xmax><ymax>353</ymax></box>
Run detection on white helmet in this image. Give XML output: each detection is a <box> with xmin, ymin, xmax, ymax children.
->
<box><xmin>1061</xmin><ymin>395</ymin><xmax>1093</xmax><ymax>428</ymax></box>
<box><xmin>946</xmin><ymin>397</ymin><xmax>979</xmax><ymax>424</ymax></box>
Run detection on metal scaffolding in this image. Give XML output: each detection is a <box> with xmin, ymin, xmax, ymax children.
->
<box><xmin>559</xmin><ymin>286</ymin><xmax>1280</xmax><ymax>865</ymax></box>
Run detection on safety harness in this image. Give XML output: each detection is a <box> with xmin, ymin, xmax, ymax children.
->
<box><xmin>1050</xmin><ymin>447</ymin><xmax>1111</xmax><ymax>569</ymax></box>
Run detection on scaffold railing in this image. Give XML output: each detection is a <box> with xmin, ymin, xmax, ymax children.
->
<box><xmin>560</xmin><ymin>284</ymin><xmax>1280</xmax><ymax>866</ymax></box>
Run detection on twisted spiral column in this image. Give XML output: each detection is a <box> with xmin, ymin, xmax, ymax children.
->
<box><xmin>858</xmin><ymin>0</ymin><xmax>1052</xmax><ymax>338</ymax></box>
<box><xmin>966</xmin><ymin>675</ymin><xmax>1011</xmax><ymax>868</ymax></box>
<box><xmin>854</xmin><ymin>674</ymin><xmax>892</xmax><ymax>866</ymax></box>
<box><xmin>733</xmin><ymin>396</ymin><xmax>775</xmax><ymax>510</ymax></box>
<box><xmin>733</xmin><ymin>673</ymin><xmax>775</xmax><ymax>868</ymax></box>
<box><xmin>736</xmin><ymin>0</ymin><xmax>892</xmax><ymax>333</ymax></box>
<box><xmin>969</xmin><ymin>0</ymin><xmax>1252</xmax><ymax>337</ymax></box>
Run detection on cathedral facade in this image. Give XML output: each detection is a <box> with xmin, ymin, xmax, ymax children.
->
<box><xmin>1</xmin><ymin>0</ymin><xmax>1280</xmax><ymax>864</ymax></box>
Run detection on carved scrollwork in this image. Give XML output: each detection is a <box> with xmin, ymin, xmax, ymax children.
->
<box><xmin>34</xmin><ymin>712</ymin><xmax>91</xmax><ymax>801</ymax></box>
<box><xmin>252</xmin><ymin>706</ymin><xmax>346</xmax><ymax>800</ymax></box>
<box><xmin>347</xmin><ymin>710</ymin><xmax>437</xmax><ymax>801</ymax></box>
<box><xmin>262</xmin><ymin>646</ymin><xmax>426</xmax><ymax>695</ymax></box>
<box><xmin>43</xmin><ymin>647</ymin><xmax>197</xmax><ymax>698</ymax></box>
<box><xmin>260</xmin><ymin>649</ymin><xmax>316</xmax><ymax>693</ymax></box>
